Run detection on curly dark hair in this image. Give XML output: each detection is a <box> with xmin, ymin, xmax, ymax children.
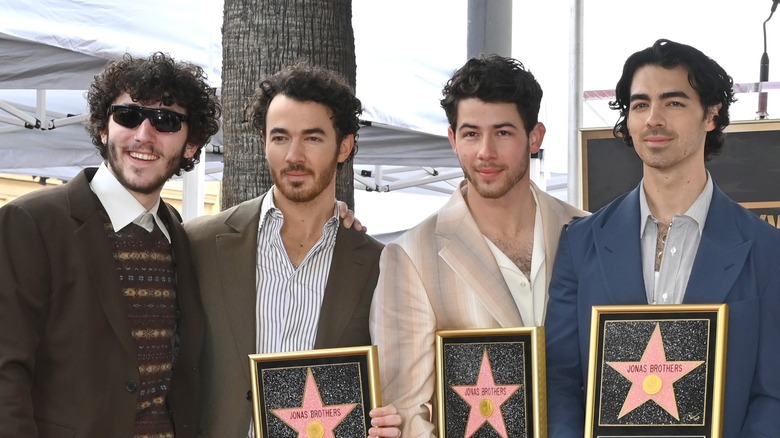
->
<box><xmin>86</xmin><ymin>52</ymin><xmax>222</xmax><ymax>174</ymax></box>
<box><xmin>248</xmin><ymin>62</ymin><xmax>362</xmax><ymax>169</ymax></box>
<box><xmin>440</xmin><ymin>55</ymin><xmax>542</xmax><ymax>134</ymax></box>
<box><xmin>609</xmin><ymin>39</ymin><xmax>736</xmax><ymax>161</ymax></box>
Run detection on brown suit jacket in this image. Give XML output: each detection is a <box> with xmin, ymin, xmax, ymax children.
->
<box><xmin>185</xmin><ymin>193</ymin><xmax>383</xmax><ymax>437</ymax></box>
<box><xmin>0</xmin><ymin>168</ymin><xmax>204</xmax><ymax>438</ymax></box>
<box><xmin>369</xmin><ymin>181</ymin><xmax>587</xmax><ymax>437</ymax></box>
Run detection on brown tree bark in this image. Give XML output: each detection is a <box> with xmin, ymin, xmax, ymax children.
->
<box><xmin>221</xmin><ymin>0</ymin><xmax>356</xmax><ymax>210</ymax></box>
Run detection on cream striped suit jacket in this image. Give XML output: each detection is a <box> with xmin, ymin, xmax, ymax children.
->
<box><xmin>369</xmin><ymin>181</ymin><xmax>586</xmax><ymax>437</ymax></box>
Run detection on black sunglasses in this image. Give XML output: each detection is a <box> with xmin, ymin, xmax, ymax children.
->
<box><xmin>109</xmin><ymin>104</ymin><xmax>189</xmax><ymax>133</ymax></box>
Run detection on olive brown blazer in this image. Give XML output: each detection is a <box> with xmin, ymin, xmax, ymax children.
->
<box><xmin>185</xmin><ymin>192</ymin><xmax>383</xmax><ymax>437</ymax></box>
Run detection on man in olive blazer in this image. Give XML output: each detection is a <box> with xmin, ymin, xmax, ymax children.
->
<box><xmin>185</xmin><ymin>193</ymin><xmax>382</xmax><ymax>437</ymax></box>
<box><xmin>185</xmin><ymin>63</ymin><xmax>400</xmax><ymax>438</ymax></box>
<box><xmin>0</xmin><ymin>169</ymin><xmax>204</xmax><ymax>437</ymax></box>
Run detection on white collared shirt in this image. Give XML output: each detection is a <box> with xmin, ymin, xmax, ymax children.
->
<box><xmin>484</xmin><ymin>192</ymin><xmax>546</xmax><ymax>326</ymax></box>
<box><xmin>89</xmin><ymin>162</ymin><xmax>171</xmax><ymax>242</ymax></box>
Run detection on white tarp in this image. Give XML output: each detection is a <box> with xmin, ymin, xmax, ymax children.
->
<box><xmin>0</xmin><ymin>0</ymin><xmax>462</xmax><ymax>176</ymax></box>
<box><xmin>2</xmin><ymin>0</ymin><xmax>778</xmax><ymax>216</ymax></box>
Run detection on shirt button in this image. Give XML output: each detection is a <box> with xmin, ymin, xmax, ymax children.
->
<box><xmin>662</xmin><ymin>293</ymin><xmax>668</xmax><ymax>301</ymax></box>
<box><xmin>520</xmin><ymin>281</ymin><xmax>528</xmax><ymax>288</ymax></box>
<box><xmin>125</xmin><ymin>380</ymin><xmax>138</xmax><ymax>393</ymax></box>
<box><xmin>670</xmin><ymin>247</ymin><xmax>677</xmax><ymax>255</ymax></box>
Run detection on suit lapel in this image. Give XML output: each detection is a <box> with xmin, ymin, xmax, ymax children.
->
<box><xmin>534</xmin><ymin>181</ymin><xmax>585</xmax><ymax>316</ymax></box>
<box><xmin>216</xmin><ymin>197</ymin><xmax>263</xmax><ymax>368</ymax></box>
<box><xmin>315</xmin><ymin>226</ymin><xmax>372</xmax><ymax>348</ymax></box>
<box><xmin>593</xmin><ymin>188</ymin><xmax>648</xmax><ymax>304</ymax></box>
<box><xmin>536</xmin><ymin>183</ymin><xmax>565</xmax><ymax>286</ymax></box>
<box><xmin>68</xmin><ymin>169</ymin><xmax>137</xmax><ymax>360</ymax></box>
<box><xmin>685</xmin><ymin>187</ymin><xmax>750</xmax><ymax>304</ymax></box>
<box><xmin>437</xmin><ymin>188</ymin><xmax>524</xmax><ymax>327</ymax></box>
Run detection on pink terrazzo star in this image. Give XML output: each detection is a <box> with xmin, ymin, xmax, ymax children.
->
<box><xmin>606</xmin><ymin>323</ymin><xmax>704</xmax><ymax>420</ymax></box>
<box><xmin>271</xmin><ymin>368</ymin><xmax>358</xmax><ymax>438</ymax></box>
<box><xmin>451</xmin><ymin>348</ymin><xmax>522</xmax><ymax>438</ymax></box>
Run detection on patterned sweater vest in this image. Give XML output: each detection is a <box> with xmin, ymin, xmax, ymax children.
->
<box><xmin>106</xmin><ymin>218</ymin><xmax>178</xmax><ymax>438</ymax></box>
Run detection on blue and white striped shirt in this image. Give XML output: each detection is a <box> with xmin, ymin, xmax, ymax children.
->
<box><xmin>254</xmin><ymin>189</ymin><xmax>340</xmax><ymax>354</ymax></box>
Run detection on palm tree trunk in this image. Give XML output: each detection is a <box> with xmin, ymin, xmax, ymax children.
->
<box><xmin>221</xmin><ymin>0</ymin><xmax>356</xmax><ymax>210</ymax></box>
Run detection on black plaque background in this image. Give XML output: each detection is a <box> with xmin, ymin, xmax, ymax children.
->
<box><xmin>441</xmin><ymin>335</ymin><xmax>534</xmax><ymax>438</ymax></box>
<box><xmin>255</xmin><ymin>354</ymin><xmax>372</xmax><ymax>438</ymax></box>
<box><xmin>581</xmin><ymin>123</ymin><xmax>780</xmax><ymax>226</ymax></box>
<box><xmin>591</xmin><ymin>311</ymin><xmax>720</xmax><ymax>438</ymax></box>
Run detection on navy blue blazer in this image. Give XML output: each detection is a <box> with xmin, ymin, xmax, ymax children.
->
<box><xmin>545</xmin><ymin>183</ymin><xmax>780</xmax><ymax>437</ymax></box>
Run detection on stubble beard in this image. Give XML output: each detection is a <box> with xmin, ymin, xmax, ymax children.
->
<box><xmin>106</xmin><ymin>138</ymin><xmax>184</xmax><ymax>195</ymax></box>
<box><xmin>462</xmin><ymin>161</ymin><xmax>527</xmax><ymax>199</ymax></box>
<box><xmin>272</xmin><ymin>157</ymin><xmax>339</xmax><ymax>203</ymax></box>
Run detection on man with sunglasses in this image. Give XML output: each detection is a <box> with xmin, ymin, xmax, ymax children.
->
<box><xmin>185</xmin><ymin>63</ymin><xmax>401</xmax><ymax>438</ymax></box>
<box><xmin>0</xmin><ymin>52</ymin><xmax>220</xmax><ymax>437</ymax></box>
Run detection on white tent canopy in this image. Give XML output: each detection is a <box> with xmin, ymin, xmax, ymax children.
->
<box><xmin>3</xmin><ymin>0</ymin><xmax>778</xmax><ymax>221</ymax></box>
<box><xmin>0</xmin><ymin>0</ymin><xmax>465</xmax><ymax>186</ymax></box>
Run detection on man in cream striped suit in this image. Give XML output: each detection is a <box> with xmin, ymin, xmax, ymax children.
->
<box><xmin>186</xmin><ymin>63</ymin><xmax>400</xmax><ymax>438</ymax></box>
<box><xmin>369</xmin><ymin>55</ymin><xmax>586</xmax><ymax>437</ymax></box>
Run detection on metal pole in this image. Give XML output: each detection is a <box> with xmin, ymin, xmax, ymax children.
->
<box><xmin>467</xmin><ymin>0</ymin><xmax>512</xmax><ymax>58</ymax></box>
<box><xmin>567</xmin><ymin>0</ymin><xmax>584</xmax><ymax>208</ymax></box>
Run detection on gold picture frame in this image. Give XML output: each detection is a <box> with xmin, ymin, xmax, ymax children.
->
<box><xmin>249</xmin><ymin>345</ymin><xmax>381</xmax><ymax>438</ymax></box>
<box><xmin>585</xmin><ymin>304</ymin><xmax>728</xmax><ymax>438</ymax></box>
<box><xmin>435</xmin><ymin>327</ymin><xmax>546</xmax><ymax>438</ymax></box>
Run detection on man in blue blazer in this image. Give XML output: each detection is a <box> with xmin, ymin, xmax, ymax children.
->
<box><xmin>545</xmin><ymin>39</ymin><xmax>780</xmax><ymax>437</ymax></box>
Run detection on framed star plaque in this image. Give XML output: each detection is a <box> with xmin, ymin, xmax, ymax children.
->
<box><xmin>585</xmin><ymin>304</ymin><xmax>728</xmax><ymax>438</ymax></box>
<box><xmin>249</xmin><ymin>346</ymin><xmax>381</xmax><ymax>438</ymax></box>
<box><xmin>435</xmin><ymin>327</ymin><xmax>546</xmax><ymax>438</ymax></box>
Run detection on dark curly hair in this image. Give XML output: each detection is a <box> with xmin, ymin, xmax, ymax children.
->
<box><xmin>610</xmin><ymin>39</ymin><xmax>736</xmax><ymax>161</ymax></box>
<box><xmin>86</xmin><ymin>52</ymin><xmax>222</xmax><ymax>174</ymax></box>
<box><xmin>440</xmin><ymin>55</ymin><xmax>542</xmax><ymax>134</ymax></box>
<box><xmin>248</xmin><ymin>62</ymin><xmax>362</xmax><ymax>169</ymax></box>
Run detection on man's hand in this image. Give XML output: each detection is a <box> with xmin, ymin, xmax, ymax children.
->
<box><xmin>368</xmin><ymin>404</ymin><xmax>401</xmax><ymax>437</ymax></box>
<box><xmin>337</xmin><ymin>200</ymin><xmax>367</xmax><ymax>233</ymax></box>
